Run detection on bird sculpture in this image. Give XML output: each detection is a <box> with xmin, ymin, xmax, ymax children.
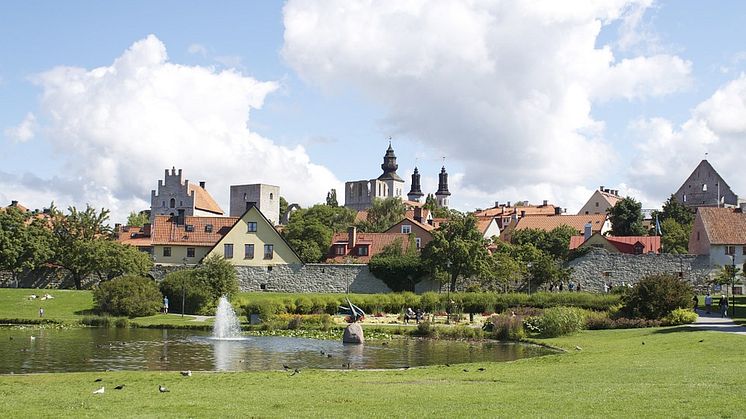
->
<box><xmin>93</xmin><ymin>387</ymin><xmax>105</xmax><ymax>394</ymax></box>
<box><xmin>180</xmin><ymin>370</ymin><xmax>192</xmax><ymax>377</ymax></box>
<box><xmin>114</xmin><ymin>385</ymin><xmax>125</xmax><ymax>390</ymax></box>
<box><xmin>159</xmin><ymin>385</ymin><xmax>170</xmax><ymax>393</ymax></box>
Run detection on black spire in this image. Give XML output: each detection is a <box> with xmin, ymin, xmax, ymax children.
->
<box><xmin>377</xmin><ymin>142</ymin><xmax>404</xmax><ymax>182</ymax></box>
<box><xmin>407</xmin><ymin>167</ymin><xmax>424</xmax><ymax>201</ymax></box>
<box><xmin>435</xmin><ymin>166</ymin><xmax>451</xmax><ymax>196</ymax></box>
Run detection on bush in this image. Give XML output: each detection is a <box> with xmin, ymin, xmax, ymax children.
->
<box><xmin>622</xmin><ymin>274</ymin><xmax>693</xmax><ymax>320</ymax></box>
<box><xmin>586</xmin><ymin>316</ymin><xmax>662</xmax><ymax>330</ymax></box>
<box><xmin>415</xmin><ymin>320</ymin><xmax>436</xmax><ymax>337</ymax></box>
<box><xmin>244</xmin><ymin>300</ymin><xmax>287</xmax><ymax>323</ymax></box>
<box><xmin>485</xmin><ymin>314</ymin><xmax>525</xmax><ymax>341</ymax></box>
<box><xmin>662</xmin><ymin>308</ymin><xmax>698</xmax><ymax>326</ymax></box>
<box><xmin>536</xmin><ymin>306</ymin><xmax>586</xmax><ymax>337</ymax></box>
<box><xmin>160</xmin><ymin>270</ymin><xmax>212</xmax><ymax>315</ymax></box>
<box><xmin>93</xmin><ymin>275</ymin><xmax>162</xmax><ymax>317</ymax></box>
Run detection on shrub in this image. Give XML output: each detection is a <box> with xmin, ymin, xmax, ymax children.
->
<box><xmin>244</xmin><ymin>300</ymin><xmax>286</xmax><ymax>323</ymax></box>
<box><xmin>662</xmin><ymin>308</ymin><xmax>698</xmax><ymax>326</ymax></box>
<box><xmin>415</xmin><ymin>320</ymin><xmax>436</xmax><ymax>337</ymax></box>
<box><xmin>486</xmin><ymin>314</ymin><xmax>525</xmax><ymax>341</ymax></box>
<box><xmin>586</xmin><ymin>316</ymin><xmax>662</xmax><ymax>330</ymax></box>
<box><xmin>93</xmin><ymin>275</ymin><xmax>162</xmax><ymax>317</ymax></box>
<box><xmin>287</xmin><ymin>315</ymin><xmax>303</xmax><ymax>330</ymax></box>
<box><xmin>420</xmin><ymin>292</ymin><xmax>441</xmax><ymax>312</ymax></box>
<box><xmin>537</xmin><ymin>306</ymin><xmax>586</xmax><ymax>337</ymax></box>
<box><xmin>438</xmin><ymin>325</ymin><xmax>484</xmax><ymax>340</ymax></box>
<box><xmin>160</xmin><ymin>270</ymin><xmax>212</xmax><ymax>315</ymax></box>
<box><xmin>622</xmin><ymin>274</ymin><xmax>693</xmax><ymax>320</ymax></box>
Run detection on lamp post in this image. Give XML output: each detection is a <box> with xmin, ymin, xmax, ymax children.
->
<box><xmin>526</xmin><ymin>262</ymin><xmax>533</xmax><ymax>296</ymax></box>
<box><xmin>446</xmin><ymin>260</ymin><xmax>452</xmax><ymax>324</ymax></box>
<box><xmin>181</xmin><ymin>257</ymin><xmax>187</xmax><ymax>318</ymax></box>
<box><xmin>731</xmin><ymin>255</ymin><xmax>736</xmax><ymax>318</ymax></box>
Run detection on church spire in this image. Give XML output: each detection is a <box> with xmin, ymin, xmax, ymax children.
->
<box><xmin>407</xmin><ymin>167</ymin><xmax>424</xmax><ymax>202</ymax></box>
<box><xmin>435</xmin><ymin>166</ymin><xmax>451</xmax><ymax>208</ymax></box>
<box><xmin>377</xmin><ymin>142</ymin><xmax>404</xmax><ymax>182</ymax></box>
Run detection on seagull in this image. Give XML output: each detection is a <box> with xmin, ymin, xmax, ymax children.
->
<box><xmin>158</xmin><ymin>385</ymin><xmax>170</xmax><ymax>393</ymax></box>
<box><xmin>180</xmin><ymin>370</ymin><xmax>192</xmax><ymax>377</ymax></box>
<box><xmin>698</xmin><ymin>339</ymin><xmax>704</xmax><ymax>343</ymax></box>
<box><xmin>114</xmin><ymin>385</ymin><xmax>125</xmax><ymax>390</ymax></box>
<box><xmin>642</xmin><ymin>342</ymin><xmax>645</xmax><ymax>345</ymax></box>
<box><xmin>290</xmin><ymin>368</ymin><xmax>300</xmax><ymax>376</ymax></box>
<box><xmin>282</xmin><ymin>364</ymin><xmax>290</xmax><ymax>370</ymax></box>
<box><xmin>93</xmin><ymin>387</ymin><xmax>105</xmax><ymax>394</ymax></box>
<box><xmin>477</xmin><ymin>367</ymin><xmax>486</xmax><ymax>372</ymax></box>
<box><xmin>94</xmin><ymin>378</ymin><xmax>103</xmax><ymax>382</ymax></box>
<box><xmin>463</xmin><ymin>369</ymin><xmax>469</xmax><ymax>372</ymax></box>
<box><xmin>574</xmin><ymin>346</ymin><xmax>582</xmax><ymax>351</ymax></box>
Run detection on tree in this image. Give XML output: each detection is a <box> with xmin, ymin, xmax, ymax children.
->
<box><xmin>660</xmin><ymin>218</ymin><xmax>690</xmax><ymax>254</ymax></box>
<box><xmin>126</xmin><ymin>211</ymin><xmax>149</xmax><ymax>227</ymax></box>
<box><xmin>421</xmin><ymin>213</ymin><xmax>489</xmax><ymax>292</ymax></box>
<box><xmin>0</xmin><ymin>207</ymin><xmax>53</xmax><ymax>285</ymax></box>
<box><xmin>93</xmin><ymin>275</ymin><xmax>162</xmax><ymax>317</ymax></box>
<box><xmin>93</xmin><ymin>239</ymin><xmax>153</xmax><ymax>281</ymax></box>
<box><xmin>622</xmin><ymin>273</ymin><xmax>693</xmax><ymax>319</ymax></box>
<box><xmin>659</xmin><ymin>194</ymin><xmax>694</xmax><ymax>226</ymax></box>
<box><xmin>283</xmin><ymin>204</ymin><xmax>356</xmax><ymax>262</ymax></box>
<box><xmin>607</xmin><ymin>197</ymin><xmax>646</xmax><ymax>236</ymax></box>
<box><xmin>368</xmin><ymin>236</ymin><xmax>426</xmax><ymax>292</ymax></box>
<box><xmin>481</xmin><ymin>250</ymin><xmax>524</xmax><ymax>292</ymax></box>
<box><xmin>511</xmin><ymin>225</ymin><xmax>577</xmax><ymax>261</ymax></box>
<box><xmin>423</xmin><ymin>193</ymin><xmax>451</xmax><ymax>218</ymax></box>
<box><xmin>279</xmin><ymin>196</ymin><xmax>289</xmax><ymax>222</ymax></box>
<box><xmin>357</xmin><ymin>197</ymin><xmax>406</xmax><ymax>232</ymax></box>
<box><xmin>325</xmin><ymin>189</ymin><xmax>338</xmax><ymax>207</ymax></box>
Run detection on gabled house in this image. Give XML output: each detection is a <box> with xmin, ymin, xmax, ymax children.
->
<box><xmin>569</xmin><ymin>232</ymin><xmax>661</xmax><ymax>255</ymax></box>
<box><xmin>476</xmin><ymin>217</ymin><xmax>500</xmax><ymax>241</ymax></box>
<box><xmin>502</xmin><ymin>213</ymin><xmax>610</xmax><ymax>242</ymax></box>
<box><xmin>578</xmin><ymin>186</ymin><xmax>621</xmax><ymax>215</ymax></box>
<box><xmin>326</xmin><ymin>227</ymin><xmax>410</xmax><ymax>263</ymax></box>
<box><xmin>675</xmin><ymin>160</ymin><xmax>738</xmax><ymax>210</ymax></box>
<box><xmin>384</xmin><ymin>217</ymin><xmax>434</xmax><ymax>250</ymax></box>
<box><xmin>205</xmin><ymin>204</ymin><xmax>302</xmax><ymax>266</ymax></box>
<box><xmin>151</xmin><ymin>215</ymin><xmax>238</xmax><ymax>266</ymax></box>
<box><xmin>689</xmin><ymin>207</ymin><xmax>746</xmax><ymax>268</ymax></box>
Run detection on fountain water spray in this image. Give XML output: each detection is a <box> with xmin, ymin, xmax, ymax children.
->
<box><xmin>212</xmin><ymin>296</ymin><xmax>242</xmax><ymax>339</ymax></box>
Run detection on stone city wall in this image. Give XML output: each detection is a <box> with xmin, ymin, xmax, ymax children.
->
<box><xmin>566</xmin><ymin>248</ymin><xmax>712</xmax><ymax>292</ymax></box>
<box><xmin>0</xmin><ymin>268</ymin><xmax>100</xmax><ymax>289</ymax></box>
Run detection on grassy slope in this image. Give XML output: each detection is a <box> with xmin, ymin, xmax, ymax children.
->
<box><xmin>1</xmin><ymin>327</ymin><xmax>744</xmax><ymax>418</ymax></box>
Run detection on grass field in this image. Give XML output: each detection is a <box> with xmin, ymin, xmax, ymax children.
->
<box><xmin>0</xmin><ymin>327</ymin><xmax>744</xmax><ymax>417</ymax></box>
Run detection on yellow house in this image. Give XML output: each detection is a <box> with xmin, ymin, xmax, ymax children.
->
<box><xmin>204</xmin><ymin>204</ymin><xmax>302</xmax><ymax>266</ymax></box>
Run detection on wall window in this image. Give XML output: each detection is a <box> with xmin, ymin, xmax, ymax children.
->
<box><xmin>335</xmin><ymin>245</ymin><xmax>345</xmax><ymax>255</ymax></box>
<box><xmin>357</xmin><ymin>246</ymin><xmax>369</xmax><ymax>256</ymax></box>
<box><xmin>224</xmin><ymin>244</ymin><xmax>234</xmax><ymax>259</ymax></box>
<box><xmin>743</xmin><ymin>246</ymin><xmax>746</xmax><ymax>256</ymax></box>
<box><xmin>185</xmin><ymin>224</ymin><xmax>194</xmax><ymax>232</ymax></box>
<box><xmin>264</xmin><ymin>244</ymin><xmax>274</xmax><ymax>259</ymax></box>
<box><xmin>633</xmin><ymin>244</ymin><xmax>644</xmax><ymax>255</ymax></box>
<box><xmin>696</xmin><ymin>231</ymin><xmax>700</xmax><ymax>241</ymax></box>
<box><xmin>415</xmin><ymin>237</ymin><xmax>421</xmax><ymax>249</ymax></box>
<box><xmin>169</xmin><ymin>198</ymin><xmax>175</xmax><ymax>208</ymax></box>
<box><xmin>247</xmin><ymin>222</ymin><xmax>257</xmax><ymax>232</ymax></box>
<box><xmin>401</xmin><ymin>225</ymin><xmax>411</xmax><ymax>234</ymax></box>
<box><xmin>205</xmin><ymin>224</ymin><xmax>213</xmax><ymax>233</ymax></box>
<box><xmin>186</xmin><ymin>247</ymin><xmax>195</xmax><ymax>258</ymax></box>
<box><xmin>163</xmin><ymin>247</ymin><xmax>171</xmax><ymax>257</ymax></box>
<box><xmin>244</xmin><ymin>244</ymin><xmax>254</xmax><ymax>259</ymax></box>
<box><xmin>726</xmin><ymin>246</ymin><xmax>736</xmax><ymax>256</ymax></box>
<box><xmin>595</xmin><ymin>202</ymin><xmax>599</xmax><ymax>207</ymax></box>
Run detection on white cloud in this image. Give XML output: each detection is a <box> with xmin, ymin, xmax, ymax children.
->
<box><xmin>282</xmin><ymin>0</ymin><xmax>691</xmax><ymax>208</ymax></box>
<box><xmin>4</xmin><ymin>35</ymin><xmax>340</xmax><ymax>222</ymax></box>
<box><xmin>629</xmin><ymin>74</ymin><xmax>746</xmax><ymax>206</ymax></box>
<box><xmin>4</xmin><ymin>112</ymin><xmax>37</xmax><ymax>143</ymax></box>
<box><xmin>187</xmin><ymin>43</ymin><xmax>208</xmax><ymax>56</ymax></box>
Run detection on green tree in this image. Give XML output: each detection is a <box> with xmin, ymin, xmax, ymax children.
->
<box><xmin>659</xmin><ymin>218</ymin><xmax>690</xmax><ymax>254</ymax></box>
<box><xmin>93</xmin><ymin>275</ymin><xmax>162</xmax><ymax>317</ymax></box>
<box><xmin>283</xmin><ymin>204</ymin><xmax>356</xmax><ymax>262</ymax></box>
<box><xmin>325</xmin><ymin>189</ymin><xmax>338</xmax><ymax>207</ymax></box>
<box><xmin>421</xmin><ymin>213</ymin><xmax>489</xmax><ymax>292</ymax></box>
<box><xmin>608</xmin><ymin>197</ymin><xmax>646</xmax><ymax>236</ymax></box>
<box><xmin>357</xmin><ymin>197</ymin><xmax>406</xmax><ymax>232</ymax></box>
<box><xmin>126</xmin><ymin>211</ymin><xmax>149</xmax><ymax>227</ymax></box>
<box><xmin>368</xmin><ymin>236</ymin><xmax>426</xmax><ymax>292</ymax></box>
<box><xmin>0</xmin><ymin>207</ymin><xmax>53</xmax><ymax>285</ymax></box>
<box><xmin>511</xmin><ymin>225</ymin><xmax>577</xmax><ymax>261</ymax></box>
<box><xmin>93</xmin><ymin>239</ymin><xmax>153</xmax><ymax>281</ymax></box>
<box><xmin>195</xmin><ymin>254</ymin><xmax>239</xmax><ymax>300</ymax></box>
<box><xmin>622</xmin><ymin>273</ymin><xmax>693</xmax><ymax>320</ymax></box>
<box><xmin>481</xmin><ymin>250</ymin><xmax>524</xmax><ymax>292</ymax></box>
<box><xmin>659</xmin><ymin>194</ymin><xmax>694</xmax><ymax>226</ymax></box>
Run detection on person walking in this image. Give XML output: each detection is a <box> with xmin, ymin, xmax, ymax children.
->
<box><xmin>719</xmin><ymin>295</ymin><xmax>728</xmax><ymax>318</ymax></box>
<box><xmin>692</xmin><ymin>294</ymin><xmax>699</xmax><ymax>312</ymax></box>
<box><xmin>705</xmin><ymin>292</ymin><xmax>712</xmax><ymax>314</ymax></box>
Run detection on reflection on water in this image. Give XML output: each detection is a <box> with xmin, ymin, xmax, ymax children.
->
<box><xmin>0</xmin><ymin>327</ymin><xmax>554</xmax><ymax>374</ymax></box>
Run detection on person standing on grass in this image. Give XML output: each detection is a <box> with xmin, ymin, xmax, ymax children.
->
<box><xmin>705</xmin><ymin>293</ymin><xmax>712</xmax><ymax>314</ymax></box>
<box><xmin>692</xmin><ymin>294</ymin><xmax>699</xmax><ymax>311</ymax></box>
<box><xmin>39</xmin><ymin>307</ymin><xmax>44</xmax><ymax>318</ymax></box>
<box><xmin>719</xmin><ymin>295</ymin><xmax>728</xmax><ymax>318</ymax></box>
<box><xmin>163</xmin><ymin>296</ymin><xmax>169</xmax><ymax>314</ymax></box>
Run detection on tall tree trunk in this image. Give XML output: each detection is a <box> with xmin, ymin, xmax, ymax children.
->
<box><xmin>73</xmin><ymin>273</ymin><xmax>82</xmax><ymax>290</ymax></box>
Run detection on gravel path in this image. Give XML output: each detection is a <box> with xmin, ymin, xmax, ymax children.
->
<box><xmin>690</xmin><ymin>310</ymin><xmax>746</xmax><ymax>335</ymax></box>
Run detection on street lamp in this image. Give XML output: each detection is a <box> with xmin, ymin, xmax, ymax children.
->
<box><xmin>181</xmin><ymin>257</ymin><xmax>188</xmax><ymax>318</ymax></box>
<box><xmin>731</xmin><ymin>255</ymin><xmax>736</xmax><ymax>318</ymax></box>
<box><xmin>446</xmin><ymin>260</ymin><xmax>452</xmax><ymax>324</ymax></box>
<box><xmin>526</xmin><ymin>262</ymin><xmax>533</xmax><ymax>296</ymax></box>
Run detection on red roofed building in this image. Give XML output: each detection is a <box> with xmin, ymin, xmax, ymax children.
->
<box><xmin>326</xmin><ymin>227</ymin><xmax>410</xmax><ymax>263</ymax></box>
<box><xmin>150</xmin><ymin>167</ymin><xmax>225</xmax><ymax>224</ymax></box>
<box><xmin>689</xmin><ymin>207</ymin><xmax>746</xmax><ymax>268</ymax></box>
<box><xmin>569</xmin><ymin>233</ymin><xmax>661</xmax><ymax>255</ymax></box>
<box><xmin>151</xmin><ymin>215</ymin><xmax>238</xmax><ymax>265</ymax></box>
<box><xmin>502</xmin><ymin>213</ymin><xmax>610</xmax><ymax>242</ymax></box>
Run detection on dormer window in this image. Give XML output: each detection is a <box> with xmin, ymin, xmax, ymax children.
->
<box><xmin>335</xmin><ymin>245</ymin><xmax>345</xmax><ymax>255</ymax></box>
<box><xmin>205</xmin><ymin>224</ymin><xmax>213</xmax><ymax>233</ymax></box>
<box><xmin>357</xmin><ymin>246</ymin><xmax>369</xmax><ymax>256</ymax></box>
<box><xmin>185</xmin><ymin>224</ymin><xmax>194</xmax><ymax>232</ymax></box>
<box><xmin>633</xmin><ymin>243</ymin><xmax>644</xmax><ymax>255</ymax></box>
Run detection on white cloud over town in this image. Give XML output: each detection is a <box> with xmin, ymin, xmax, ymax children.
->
<box><xmin>1</xmin><ymin>35</ymin><xmax>340</xmax><ymax>222</ymax></box>
<box><xmin>282</xmin><ymin>0</ymin><xmax>692</xmax><ymax>211</ymax></box>
<box><xmin>4</xmin><ymin>112</ymin><xmax>36</xmax><ymax>143</ymax></box>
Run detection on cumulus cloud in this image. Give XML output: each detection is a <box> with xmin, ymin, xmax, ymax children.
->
<box><xmin>282</xmin><ymin>0</ymin><xmax>691</xmax><ymax>211</ymax></box>
<box><xmin>629</xmin><ymin>74</ymin><xmax>746</xmax><ymax>206</ymax></box>
<box><xmin>187</xmin><ymin>43</ymin><xmax>208</xmax><ymax>56</ymax></box>
<box><xmin>7</xmin><ymin>35</ymin><xmax>340</xmax><ymax>222</ymax></box>
<box><xmin>4</xmin><ymin>112</ymin><xmax>37</xmax><ymax>143</ymax></box>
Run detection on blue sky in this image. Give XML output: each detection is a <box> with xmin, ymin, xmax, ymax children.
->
<box><xmin>2</xmin><ymin>1</ymin><xmax>746</xmax><ymax>223</ymax></box>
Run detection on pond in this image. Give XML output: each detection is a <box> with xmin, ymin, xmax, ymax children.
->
<box><xmin>0</xmin><ymin>327</ymin><xmax>555</xmax><ymax>374</ymax></box>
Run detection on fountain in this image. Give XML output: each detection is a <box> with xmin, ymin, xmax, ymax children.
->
<box><xmin>212</xmin><ymin>296</ymin><xmax>243</xmax><ymax>340</ymax></box>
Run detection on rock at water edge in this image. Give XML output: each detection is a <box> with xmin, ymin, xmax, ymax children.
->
<box><xmin>343</xmin><ymin>323</ymin><xmax>364</xmax><ymax>344</ymax></box>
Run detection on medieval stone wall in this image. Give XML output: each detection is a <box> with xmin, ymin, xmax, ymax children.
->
<box><xmin>566</xmin><ymin>248</ymin><xmax>712</xmax><ymax>292</ymax></box>
<box><xmin>234</xmin><ymin>264</ymin><xmax>393</xmax><ymax>293</ymax></box>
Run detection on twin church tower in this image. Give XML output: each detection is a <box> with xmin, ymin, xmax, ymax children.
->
<box><xmin>343</xmin><ymin>143</ymin><xmax>451</xmax><ymax>211</ymax></box>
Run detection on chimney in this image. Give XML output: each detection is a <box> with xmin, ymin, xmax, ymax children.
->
<box><xmin>555</xmin><ymin>207</ymin><xmax>562</xmax><ymax>215</ymax></box>
<box><xmin>543</xmin><ymin>200</ymin><xmax>548</xmax><ymax>206</ymax></box>
<box><xmin>199</xmin><ymin>181</ymin><xmax>206</xmax><ymax>189</ymax></box>
<box><xmin>520</xmin><ymin>210</ymin><xmax>526</xmax><ymax>218</ymax></box>
<box><xmin>143</xmin><ymin>223</ymin><xmax>152</xmax><ymax>236</ymax></box>
<box><xmin>494</xmin><ymin>201</ymin><xmax>499</xmax><ymax>208</ymax></box>
<box><xmin>600</xmin><ymin>185</ymin><xmax>604</xmax><ymax>191</ymax></box>
<box><xmin>347</xmin><ymin>226</ymin><xmax>357</xmax><ymax>249</ymax></box>
<box><xmin>115</xmin><ymin>223</ymin><xmax>121</xmax><ymax>232</ymax></box>
<box><xmin>11</xmin><ymin>200</ymin><xmax>18</xmax><ymax>206</ymax></box>
<box><xmin>583</xmin><ymin>222</ymin><xmax>592</xmax><ymax>241</ymax></box>
<box><xmin>507</xmin><ymin>201</ymin><xmax>511</xmax><ymax>207</ymax></box>
<box><xmin>414</xmin><ymin>207</ymin><xmax>423</xmax><ymax>223</ymax></box>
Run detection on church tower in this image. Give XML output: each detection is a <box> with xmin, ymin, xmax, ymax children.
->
<box><xmin>435</xmin><ymin>166</ymin><xmax>451</xmax><ymax>208</ymax></box>
<box><xmin>407</xmin><ymin>167</ymin><xmax>424</xmax><ymax>202</ymax></box>
<box><xmin>376</xmin><ymin>142</ymin><xmax>405</xmax><ymax>199</ymax></box>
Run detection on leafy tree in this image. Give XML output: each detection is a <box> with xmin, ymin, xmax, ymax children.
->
<box><xmin>421</xmin><ymin>213</ymin><xmax>489</xmax><ymax>292</ymax></box>
<box><xmin>659</xmin><ymin>194</ymin><xmax>694</xmax><ymax>226</ymax></box>
<box><xmin>325</xmin><ymin>189</ymin><xmax>338</xmax><ymax>207</ymax></box>
<box><xmin>369</xmin><ymin>237</ymin><xmax>425</xmax><ymax>292</ymax></box>
<box><xmin>622</xmin><ymin>273</ymin><xmax>693</xmax><ymax>320</ymax></box>
<box><xmin>0</xmin><ymin>207</ymin><xmax>53</xmax><ymax>284</ymax></box>
<box><xmin>279</xmin><ymin>196</ymin><xmax>289</xmax><ymax>222</ymax></box>
<box><xmin>126</xmin><ymin>211</ymin><xmax>149</xmax><ymax>227</ymax></box>
<box><xmin>356</xmin><ymin>197</ymin><xmax>406</xmax><ymax>232</ymax></box>
<box><xmin>481</xmin><ymin>250</ymin><xmax>524</xmax><ymax>292</ymax></box>
<box><xmin>159</xmin><ymin>255</ymin><xmax>239</xmax><ymax>315</ymax></box>
<box><xmin>511</xmin><ymin>225</ymin><xmax>577</xmax><ymax>261</ymax></box>
<box><xmin>607</xmin><ymin>197</ymin><xmax>646</xmax><ymax>236</ymax></box>
<box><xmin>93</xmin><ymin>239</ymin><xmax>153</xmax><ymax>281</ymax></box>
<box><xmin>159</xmin><ymin>270</ymin><xmax>211</xmax><ymax>315</ymax></box>
<box><xmin>423</xmin><ymin>193</ymin><xmax>451</xmax><ymax>218</ymax></box>
<box><xmin>283</xmin><ymin>204</ymin><xmax>356</xmax><ymax>262</ymax></box>
<box><xmin>93</xmin><ymin>275</ymin><xmax>162</xmax><ymax>317</ymax></box>
<box><xmin>195</xmin><ymin>254</ymin><xmax>239</xmax><ymax>300</ymax></box>
<box><xmin>659</xmin><ymin>218</ymin><xmax>691</xmax><ymax>254</ymax></box>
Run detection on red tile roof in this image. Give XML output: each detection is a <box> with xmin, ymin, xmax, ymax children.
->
<box><xmin>698</xmin><ymin>207</ymin><xmax>746</xmax><ymax>245</ymax></box>
<box><xmin>115</xmin><ymin>226</ymin><xmax>153</xmax><ymax>247</ymax></box>
<box><xmin>326</xmin><ymin>231</ymin><xmax>410</xmax><ymax>263</ymax></box>
<box><xmin>515</xmin><ymin>214</ymin><xmax>607</xmax><ymax>234</ymax></box>
<box><xmin>474</xmin><ymin>204</ymin><xmax>557</xmax><ymax>218</ymax></box>
<box><xmin>476</xmin><ymin>218</ymin><xmax>495</xmax><ymax>235</ymax></box>
<box><xmin>187</xmin><ymin>183</ymin><xmax>224</xmax><ymax>215</ymax></box>
<box><xmin>569</xmin><ymin>234</ymin><xmax>661</xmax><ymax>254</ymax></box>
<box><xmin>151</xmin><ymin>215</ymin><xmax>238</xmax><ymax>246</ymax></box>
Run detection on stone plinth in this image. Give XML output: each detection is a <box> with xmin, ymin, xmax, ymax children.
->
<box><xmin>343</xmin><ymin>323</ymin><xmax>364</xmax><ymax>344</ymax></box>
